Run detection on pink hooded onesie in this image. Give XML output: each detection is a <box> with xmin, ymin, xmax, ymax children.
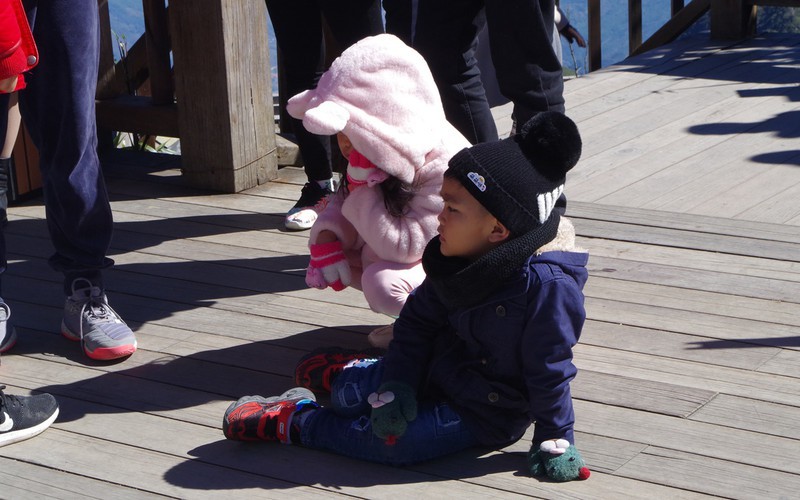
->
<box><xmin>287</xmin><ymin>34</ymin><xmax>469</xmax><ymax>316</ymax></box>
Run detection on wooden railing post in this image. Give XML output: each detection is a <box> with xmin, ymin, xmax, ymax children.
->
<box><xmin>169</xmin><ymin>0</ymin><xmax>277</xmax><ymax>192</ymax></box>
<box><xmin>588</xmin><ymin>0</ymin><xmax>602</xmax><ymax>71</ymax></box>
<box><xmin>628</xmin><ymin>0</ymin><xmax>643</xmax><ymax>55</ymax></box>
<box><xmin>142</xmin><ymin>0</ymin><xmax>173</xmax><ymax>105</ymax></box>
<box><xmin>710</xmin><ymin>0</ymin><xmax>757</xmax><ymax>39</ymax></box>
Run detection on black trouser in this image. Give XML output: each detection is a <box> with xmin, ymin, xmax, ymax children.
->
<box><xmin>266</xmin><ymin>0</ymin><xmax>383</xmax><ymax>181</ymax></box>
<box><xmin>384</xmin><ymin>0</ymin><xmax>564</xmax><ymax>144</ymax></box>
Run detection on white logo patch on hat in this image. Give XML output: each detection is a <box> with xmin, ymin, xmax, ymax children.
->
<box><xmin>537</xmin><ymin>185</ymin><xmax>564</xmax><ymax>224</ymax></box>
<box><xmin>467</xmin><ymin>172</ymin><xmax>487</xmax><ymax>192</ymax></box>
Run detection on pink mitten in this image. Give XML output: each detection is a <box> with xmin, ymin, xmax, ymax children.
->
<box><xmin>347</xmin><ymin>150</ymin><xmax>389</xmax><ymax>190</ymax></box>
<box><xmin>306</xmin><ymin>240</ymin><xmax>351</xmax><ymax>291</ymax></box>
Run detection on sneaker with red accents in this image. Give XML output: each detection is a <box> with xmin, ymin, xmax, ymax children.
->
<box><xmin>295</xmin><ymin>348</ymin><xmax>383</xmax><ymax>393</ymax></box>
<box><xmin>61</xmin><ymin>278</ymin><xmax>137</xmax><ymax>361</ymax></box>
<box><xmin>223</xmin><ymin>387</ymin><xmax>318</xmax><ymax>443</ymax></box>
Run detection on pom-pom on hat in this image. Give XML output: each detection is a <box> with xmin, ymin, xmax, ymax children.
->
<box><xmin>446</xmin><ymin>111</ymin><xmax>582</xmax><ymax>244</ymax></box>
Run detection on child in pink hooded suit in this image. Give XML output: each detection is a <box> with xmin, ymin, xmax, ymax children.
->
<box><xmin>287</xmin><ymin>34</ymin><xmax>469</xmax><ymax>342</ymax></box>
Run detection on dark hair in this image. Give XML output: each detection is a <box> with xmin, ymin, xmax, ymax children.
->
<box><xmin>380</xmin><ymin>176</ymin><xmax>416</xmax><ymax>217</ymax></box>
<box><xmin>341</xmin><ymin>175</ymin><xmax>416</xmax><ymax>218</ymax></box>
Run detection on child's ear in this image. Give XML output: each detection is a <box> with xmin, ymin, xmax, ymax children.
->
<box><xmin>488</xmin><ymin>220</ymin><xmax>511</xmax><ymax>243</ymax></box>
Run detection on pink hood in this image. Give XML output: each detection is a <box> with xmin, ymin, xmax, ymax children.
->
<box><xmin>287</xmin><ymin>34</ymin><xmax>450</xmax><ymax>185</ymax></box>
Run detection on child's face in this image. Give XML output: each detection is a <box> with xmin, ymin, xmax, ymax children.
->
<box><xmin>337</xmin><ymin>132</ymin><xmax>353</xmax><ymax>159</ymax></box>
<box><xmin>437</xmin><ymin>177</ymin><xmax>509</xmax><ymax>260</ymax></box>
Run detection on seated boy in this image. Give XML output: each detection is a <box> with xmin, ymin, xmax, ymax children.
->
<box><xmin>222</xmin><ymin>111</ymin><xmax>590</xmax><ymax>482</ymax></box>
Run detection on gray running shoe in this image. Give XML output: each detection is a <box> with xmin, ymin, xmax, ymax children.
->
<box><xmin>0</xmin><ymin>301</ymin><xmax>17</xmax><ymax>354</ymax></box>
<box><xmin>61</xmin><ymin>278</ymin><xmax>137</xmax><ymax>361</ymax></box>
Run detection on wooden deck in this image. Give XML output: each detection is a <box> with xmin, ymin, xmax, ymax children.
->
<box><xmin>2</xmin><ymin>34</ymin><xmax>799</xmax><ymax>498</ymax></box>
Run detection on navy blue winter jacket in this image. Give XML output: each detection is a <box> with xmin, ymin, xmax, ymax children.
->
<box><xmin>381</xmin><ymin>247</ymin><xmax>588</xmax><ymax>447</ymax></box>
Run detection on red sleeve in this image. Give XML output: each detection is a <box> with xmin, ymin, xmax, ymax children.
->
<box><xmin>0</xmin><ymin>0</ymin><xmax>38</xmax><ymax>92</ymax></box>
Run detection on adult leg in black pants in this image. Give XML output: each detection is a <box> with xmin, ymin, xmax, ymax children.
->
<box><xmin>267</xmin><ymin>0</ymin><xmax>383</xmax><ymax>231</ymax></box>
<box><xmin>385</xmin><ymin>0</ymin><xmax>563</xmax><ymax>145</ymax></box>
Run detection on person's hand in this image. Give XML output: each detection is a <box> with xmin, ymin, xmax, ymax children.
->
<box><xmin>0</xmin><ymin>76</ymin><xmax>19</xmax><ymax>94</ymax></box>
<box><xmin>369</xmin><ymin>382</ymin><xmax>417</xmax><ymax>444</ymax></box>
<box><xmin>306</xmin><ymin>240</ymin><xmax>351</xmax><ymax>291</ymax></box>
<box><xmin>528</xmin><ymin>439</ymin><xmax>590</xmax><ymax>482</ymax></box>
<box><xmin>560</xmin><ymin>24</ymin><xmax>586</xmax><ymax>48</ymax></box>
<box><xmin>347</xmin><ymin>150</ymin><xmax>388</xmax><ymax>190</ymax></box>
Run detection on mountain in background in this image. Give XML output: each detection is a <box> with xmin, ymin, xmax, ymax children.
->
<box><xmin>107</xmin><ymin>1</ymin><xmax>797</xmax><ymax>89</ymax></box>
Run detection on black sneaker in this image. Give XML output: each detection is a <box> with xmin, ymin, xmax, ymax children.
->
<box><xmin>0</xmin><ymin>386</ymin><xmax>59</xmax><ymax>447</ymax></box>
<box><xmin>284</xmin><ymin>182</ymin><xmax>333</xmax><ymax>231</ymax></box>
<box><xmin>295</xmin><ymin>347</ymin><xmax>383</xmax><ymax>393</ymax></box>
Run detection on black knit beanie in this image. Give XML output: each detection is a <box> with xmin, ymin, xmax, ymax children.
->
<box><xmin>446</xmin><ymin>111</ymin><xmax>582</xmax><ymax>242</ymax></box>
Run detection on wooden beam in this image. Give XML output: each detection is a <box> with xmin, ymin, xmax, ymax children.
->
<box><xmin>169</xmin><ymin>0</ymin><xmax>277</xmax><ymax>192</ymax></box>
<box><xmin>96</xmin><ymin>0</ymin><xmax>118</xmax><ymax>100</ymax></box>
<box><xmin>142</xmin><ymin>0</ymin><xmax>173</xmax><ymax>105</ymax></box>
<box><xmin>629</xmin><ymin>0</ymin><xmax>643</xmax><ymax>55</ymax></box>
<box><xmin>95</xmin><ymin>95</ymin><xmax>179</xmax><ymax>137</ymax></box>
<box><xmin>588</xmin><ymin>0</ymin><xmax>602</xmax><ymax>72</ymax></box>
<box><xmin>710</xmin><ymin>0</ymin><xmax>757</xmax><ymax>39</ymax></box>
<box><xmin>632</xmin><ymin>0</ymin><xmax>711</xmax><ymax>56</ymax></box>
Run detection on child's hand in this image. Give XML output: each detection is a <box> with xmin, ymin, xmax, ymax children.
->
<box><xmin>528</xmin><ymin>439</ymin><xmax>590</xmax><ymax>482</ymax></box>
<box><xmin>306</xmin><ymin>240</ymin><xmax>351</xmax><ymax>291</ymax></box>
<box><xmin>347</xmin><ymin>150</ymin><xmax>389</xmax><ymax>189</ymax></box>
<box><xmin>369</xmin><ymin>382</ymin><xmax>417</xmax><ymax>444</ymax></box>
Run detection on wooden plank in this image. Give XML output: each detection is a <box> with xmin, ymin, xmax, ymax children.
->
<box><xmin>580</xmin><ymin>320</ymin><xmax>780</xmax><ymax>371</ymax></box>
<box><xmin>576</xmin><ymin>217</ymin><xmax>800</xmax><ymax>262</ymax></box>
<box><xmin>616</xmin><ymin>446</ymin><xmax>799</xmax><ymax>499</ymax></box>
<box><xmin>582</xmin><ymin>237</ymin><xmax>800</xmax><ymax>286</ymax></box>
<box><xmin>585</xmin><ymin>296</ymin><xmax>800</xmax><ymax>349</ymax></box>
<box><xmin>573</xmin><ymin>400</ymin><xmax>800</xmax><ymax>474</ymax></box>
<box><xmin>575</xmin><ymin>344</ymin><xmax>800</xmax><ymax>407</ymax></box>
<box><xmin>568</xmin><ymin>201</ymin><xmax>800</xmax><ymax>244</ymax></box>
<box><xmin>95</xmin><ymin>95</ymin><xmax>179</xmax><ymax>137</ymax></box>
<box><xmin>757</xmin><ymin>349</ymin><xmax>800</xmax><ymax>378</ymax></box>
<box><xmin>588</xmin><ymin>253</ymin><xmax>800</xmax><ymax>303</ymax></box>
<box><xmin>585</xmin><ymin>276</ymin><xmax>800</xmax><ymax>327</ymax></box>
<box><xmin>0</xmin><ymin>456</ymin><xmax>160</xmax><ymax>500</ymax></box>
<box><xmin>573</xmin><ymin>370</ymin><xmax>716</xmax><ymax>418</ymax></box>
<box><xmin>689</xmin><ymin>394</ymin><xmax>800</xmax><ymax>439</ymax></box>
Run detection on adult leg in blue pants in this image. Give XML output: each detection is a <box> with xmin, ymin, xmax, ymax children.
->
<box><xmin>4</xmin><ymin>0</ymin><xmax>137</xmax><ymax>361</ymax></box>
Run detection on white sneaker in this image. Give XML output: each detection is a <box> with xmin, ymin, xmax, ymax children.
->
<box><xmin>284</xmin><ymin>182</ymin><xmax>333</xmax><ymax>231</ymax></box>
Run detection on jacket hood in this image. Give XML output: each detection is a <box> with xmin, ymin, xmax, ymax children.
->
<box><xmin>287</xmin><ymin>34</ymin><xmax>447</xmax><ymax>185</ymax></box>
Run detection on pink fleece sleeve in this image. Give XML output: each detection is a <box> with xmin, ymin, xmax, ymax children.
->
<box><xmin>309</xmin><ymin>191</ymin><xmax>359</xmax><ymax>249</ymax></box>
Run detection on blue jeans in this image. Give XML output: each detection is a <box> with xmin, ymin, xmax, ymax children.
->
<box><xmin>301</xmin><ymin>359</ymin><xmax>480</xmax><ymax>465</ymax></box>
<box><xmin>266</xmin><ymin>0</ymin><xmax>383</xmax><ymax>182</ymax></box>
<box><xmin>384</xmin><ymin>0</ymin><xmax>564</xmax><ymax>144</ymax></box>
<box><xmin>0</xmin><ymin>0</ymin><xmax>113</xmax><ymax>296</ymax></box>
